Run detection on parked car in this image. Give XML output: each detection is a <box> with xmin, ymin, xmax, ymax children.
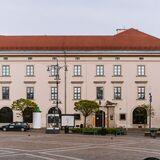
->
<box><xmin>1</xmin><ymin>122</ymin><xmax>30</xmax><ymax>131</ymax></box>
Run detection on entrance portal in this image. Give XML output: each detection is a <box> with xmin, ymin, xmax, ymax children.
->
<box><xmin>95</xmin><ymin>110</ymin><xmax>105</xmax><ymax>127</ymax></box>
<box><xmin>133</xmin><ymin>107</ymin><xmax>147</xmax><ymax>124</ymax></box>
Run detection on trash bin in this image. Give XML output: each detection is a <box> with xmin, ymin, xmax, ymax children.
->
<box><xmin>64</xmin><ymin>126</ymin><xmax>69</xmax><ymax>134</ymax></box>
<box><xmin>150</xmin><ymin>128</ymin><xmax>158</xmax><ymax>138</ymax></box>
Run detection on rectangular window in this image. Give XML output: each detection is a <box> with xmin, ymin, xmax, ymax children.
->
<box><xmin>114</xmin><ymin>87</ymin><xmax>121</xmax><ymax>100</ymax></box>
<box><xmin>26</xmin><ymin>65</ymin><xmax>34</xmax><ymax>76</ymax></box>
<box><xmin>74</xmin><ymin>65</ymin><xmax>81</xmax><ymax>76</ymax></box>
<box><xmin>2</xmin><ymin>65</ymin><xmax>10</xmax><ymax>76</ymax></box>
<box><xmin>96</xmin><ymin>65</ymin><xmax>104</xmax><ymax>76</ymax></box>
<box><xmin>96</xmin><ymin>87</ymin><xmax>104</xmax><ymax>100</ymax></box>
<box><xmin>74</xmin><ymin>87</ymin><xmax>81</xmax><ymax>100</ymax></box>
<box><xmin>120</xmin><ymin>114</ymin><xmax>126</xmax><ymax>120</ymax></box>
<box><xmin>51</xmin><ymin>87</ymin><xmax>58</xmax><ymax>100</ymax></box>
<box><xmin>2</xmin><ymin>87</ymin><xmax>9</xmax><ymax>100</ymax></box>
<box><xmin>114</xmin><ymin>65</ymin><xmax>121</xmax><ymax>76</ymax></box>
<box><xmin>26</xmin><ymin>87</ymin><xmax>34</xmax><ymax>100</ymax></box>
<box><xmin>137</xmin><ymin>87</ymin><xmax>145</xmax><ymax>100</ymax></box>
<box><xmin>50</xmin><ymin>65</ymin><xmax>58</xmax><ymax>76</ymax></box>
<box><xmin>137</xmin><ymin>65</ymin><xmax>145</xmax><ymax>76</ymax></box>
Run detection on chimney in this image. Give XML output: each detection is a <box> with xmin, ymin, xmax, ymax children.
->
<box><xmin>116</xmin><ymin>28</ymin><xmax>127</xmax><ymax>34</ymax></box>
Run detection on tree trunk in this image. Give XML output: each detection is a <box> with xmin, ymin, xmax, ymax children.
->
<box><xmin>84</xmin><ymin>116</ymin><xmax>87</xmax><ymax>128</ymax></box>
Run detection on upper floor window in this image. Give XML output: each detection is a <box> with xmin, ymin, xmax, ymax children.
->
<box><xmin>114</xmin><ymin>65</ymin><xmax>121</xmax><ymax>76</ymax></box>
<box><xmin>96</xmin><ymin>65</ymin><xmax>104</xmax><ymax>76</ymax></box>
<box><xmin>137</xmin><ymin>87</ymin><xmax>145</xmax><ymax>100</ymax></box>
<box><xmin>114</xmin><ymin>87</ymin><xmax>121</xmax><ymax>100</ymax></box>
<box><xmin>74</xmin><ymin>65</ymin><xmax>81</xmax><ymax>76</ymax></box>
<box><xmin>137</xmin><ymin>65</ymin><xmax>145</xmax><ymax>76</ymax></box>
<box><xmin>26</xmin><ymin>87</ymin><xmax>34</xmax><ymax>100</ymax></box>
<box><xmin>51</xmin><ymin>87</ymin><xmax>57</xmax><ymax>100</ymax></box>
<box><xmin>2</xmin><ymin>65</ymin><xmax>10</xmax><ymax>76</ymax></box>
<box><xmin>26</xmin><ymin>65</ymin><xmax>34</xmax><ymax>76</ymax></box>
<box><xmin>96</xmin><ymin>87</ymin><xmax>104</xmax><ymax>100</ymax></box>
<box><xmin>74</xmin><ymin>87</ymin><xmax>81</xmax><ymax>100</ymax></box>
<box><xmin>2</xmin><ymin>87</ymin><xmax>9</xmax><ymax>100</ymax></box>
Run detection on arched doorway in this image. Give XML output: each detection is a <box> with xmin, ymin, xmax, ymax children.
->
<box><xmin>95</xmin><ymin>110</ymin><xmax>105</xmax><ymax>127</ymax></box>
<box><xmin>23</xmin><ymin>107</ymin><xmax>34</xmax><ymax>123</ymax></box>
<box><xmin>133</xmin><ymin>107</ymin><xmax>147</xmax><ymax>124</ymax></box>
<box><xmin>0</xmin><ymin>107</ymin><xmax>13</xmax><ymax>123</ymax></box>
<box><xmin>48</xmin><ymin>107</ymin><xmax>61</xmax><ymax>115</ymax></box>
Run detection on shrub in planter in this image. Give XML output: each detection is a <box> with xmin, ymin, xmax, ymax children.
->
<box><xmin>34</xmin><ymin>106</ymin><xmax>41</xmax><ymax>112</ymax></box>
<box><xmin>33</xmin><ymin>106</ymin><xmax>41</xmax><ymax>129</ymax></box>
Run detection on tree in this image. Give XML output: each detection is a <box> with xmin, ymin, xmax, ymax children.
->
<box><xmin>11</xmin><ymin>98</ymin><xmax>37</xmax><ymax>121</ymax></box>
<box><xmin>74</xmin><ymin>100</ymin><xmax>100</xmax><ymax>127</ymax></box>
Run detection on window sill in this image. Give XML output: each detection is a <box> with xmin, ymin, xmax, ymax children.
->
<box><xmin>136</xmin><ymin>75</ymin><xmax>147</xmax><ymax>77</ymax></box>
<box><xmin>25</xmin><ymin>75</ymin><xmax>35</xmax><ymax>77</ymax></box>
<box><xmin>136</xmin><ymin>99</ymin><xmax>146</xmax><ymax>101</ymax></box>
<box><xmin>72</xmin><ymin>75</ymin><xmax>83</xmax><ymax>77</ymax></box>
<box><xmin>0</xmin><ymin>76</ymin><xmax>11</xmax><ymax>77</ymax></box>
<box><xmin>95</xmin><ymin>75</ymin><xmax>105</xmax><ymax>77</ymax></box>
<box><xmin>112</xmin><ymin>75</ymin><xmax>123</xmax><ymax>77</ymax></box>
<box><xmin>112</xmin><ymin>99</ymin><xmax>123</xmax><ymax>101</ymax></box>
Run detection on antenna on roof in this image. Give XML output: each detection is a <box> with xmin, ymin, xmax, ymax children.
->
<box><xmin>116</xmin><ymin>27</ymin><xmax>127</xmax><ymax>34</ymax></box>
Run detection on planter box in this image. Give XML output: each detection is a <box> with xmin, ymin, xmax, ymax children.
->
<box><xmin>33</xmin><ymin>112</ymin><xmax>41</xmax><ymax>129</ymax></box>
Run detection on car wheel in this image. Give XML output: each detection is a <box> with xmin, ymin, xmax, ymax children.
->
<box><xmin>2</xmin><ymin>128</ymin><xmax>6</xmax><ymax>131</ymax></box>
<box><xmin>21</xmin><ymin>128</ymin><xmax>25</xmax><ymax>132</ymax></box>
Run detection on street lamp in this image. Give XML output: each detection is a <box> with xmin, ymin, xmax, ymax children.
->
<box><xmin>149</xmin><ymin>93</ymin><xmax>152</xmax><ymax>129</ymax></box>
<box><xmin>47</xmin><ymin>58</ymin><xmax>65</xmax><ymax>133</ymax></box>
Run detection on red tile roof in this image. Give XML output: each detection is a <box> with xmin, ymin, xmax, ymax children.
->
<box><xmin>0</xmin><ymin>28</ymin><xmax>160</xmax><ymax>51</ymax></box>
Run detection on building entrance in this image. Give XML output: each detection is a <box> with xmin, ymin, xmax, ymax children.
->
<box><xmin>133</xmin><ymin>107</ymin><xmax>147</xmax><ymax>124</ymax></box>
<box><xmin>95</xmin><ymin>110</ymin><xmax>105</xmax><ymax>127</ymax></box>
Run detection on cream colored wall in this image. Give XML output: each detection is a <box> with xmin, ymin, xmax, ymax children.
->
<box><xmin>0</xmin><ymin>56</ymin><xmax>160</xmax><ymax>128</ymax></box>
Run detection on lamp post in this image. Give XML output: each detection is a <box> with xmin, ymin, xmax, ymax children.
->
<box><xmin>149</xmin><ymin>93</ymin><xmax>152</xmax><ymax>129</ymax></box>
<box><xmin>47</xmin><ymin>58</ymin><xmax>66</xmax><ymax>133</ymax></box>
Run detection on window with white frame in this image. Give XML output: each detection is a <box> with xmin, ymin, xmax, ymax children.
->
<box><xmin>137</xmin><ymin>87</ymin><xmax>145</xmax><ymax>100</ymax></box>
<box><xmin>74</xmin><ymin>87</ymin><xmax>81</xmax><ymax>100</ymax></box>
<box><xmin>137</xmin><ymin>65</ymin><xmax>145</xmax><ymax>76</ymax></box>
<box><xmin>114</xmin><ymin>65</ymin><xmax>121</xmax><ymax>76</ymax></box>
<box><xmin>26</xmin><ymin>87</ymin><xmax>34</xmax><ymax>100</ymax></box>
<box><xmin>74</xmin><ymin>65</ymin><xmax>81</xmax><ymax>76</ymax></box>
<box><xmin>2</xmin><ymin>65</ymin><xmax>10</xmax><ymax>76</ymax></box>
<box><xmin>96</xmin><ymin>87</ymin><xmax>104</xmax><ymax>100</ymax></box>
<box><xmin>50</xmin><ymin>65</ymin><xmax>58</xmax><ymax>76</ymax></box>
<box><xmin>114</xmin><ymin>87</ymin><xmax>121</xmax><ymax>100</ymax></box>
<box><xmin>96</xmin><ymin>65</ymin><xmax>104</xmax><ymax>76</ymax></box>
<box><xmin>26</xmin><ymin>65</ymin><xmax>34</xmax><ymax>76</ymax></box>
<box><xmin>2</xmin><ymin>87</ymin><xmax>9</xmax><ymax>100</ymax></box>
<box><xmin>51</xmin><ymin>87</ymin><xmax>57</xmax><ymax>100</ymax></box>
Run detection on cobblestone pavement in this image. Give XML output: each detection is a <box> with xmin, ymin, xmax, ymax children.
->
<box><xmin>0</xmin><ymin>131</ymin><xmax>159</xmax><ymax>160</ymax></box>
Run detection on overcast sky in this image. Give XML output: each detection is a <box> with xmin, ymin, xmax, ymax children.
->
<box><xmin>0</xmin><ymin>0</ymin><xmax>159</xmax><ymax>37</ymax></box>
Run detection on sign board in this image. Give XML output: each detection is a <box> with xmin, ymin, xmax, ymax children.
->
<box><xmin>61</xmin><ymin>114</ymin><xmax>75</xmax><ymax>127</ymax></box>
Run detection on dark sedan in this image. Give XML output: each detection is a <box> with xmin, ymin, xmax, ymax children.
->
<box><xmin>1</xmin><ymin>122</ymin><xmax>30</xmax><ymax>131</ymax></box>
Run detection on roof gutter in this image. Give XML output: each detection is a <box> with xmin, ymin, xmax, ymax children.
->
<box><xmin>0</xmin><ymin>50</ymin><xmax>160</xmax><ymax>56</ymax></box>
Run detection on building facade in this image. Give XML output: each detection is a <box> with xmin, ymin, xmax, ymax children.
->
<box><xmin>0</xmin><ymin>28</ymin><xmax>160</xmax><ymax>128</ymax></box>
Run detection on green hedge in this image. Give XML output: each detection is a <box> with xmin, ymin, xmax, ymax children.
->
<box><xmin>70</xmin><ymin>127</ymin><xmax>127</xmax><ymax>135</ymax></box>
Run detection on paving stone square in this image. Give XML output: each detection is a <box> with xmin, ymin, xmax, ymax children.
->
<box><xmin>0</xmin><ymin>131</ymin><xmax>159</xmax><ymax>160</ymax></box>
